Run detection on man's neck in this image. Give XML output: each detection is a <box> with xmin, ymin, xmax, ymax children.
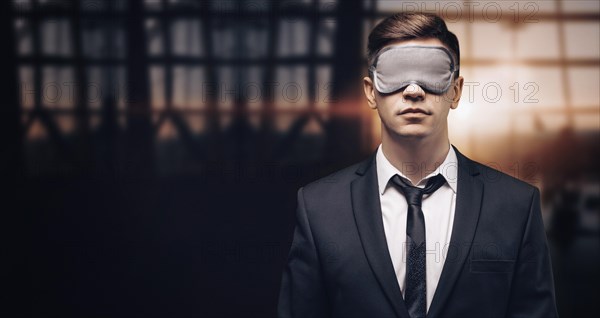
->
<box><xmin>381</xmin><ymin>132</ymin><xmax>450</xmax><ymax>185</ymax></box>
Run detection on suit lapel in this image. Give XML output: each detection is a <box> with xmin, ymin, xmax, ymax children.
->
<box><xmin>427</xmin><ymin>145</ymin><xmax>484</xmax><ymax>318</ymax></box>
<box><xmin>351</xmin><ymin>153</ymin><xmax>411</xmax><ymax>318</ymax></box>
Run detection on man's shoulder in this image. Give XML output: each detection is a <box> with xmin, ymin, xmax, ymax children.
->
<box><xmin>467</xmin><ymin>156</ymin><xmax>539</xmax><ymax>196</ymax></box>
<box><xmin>301</xmin><ymin>156</ymin><xmax>372</xmax><ymax>193</ymax></box>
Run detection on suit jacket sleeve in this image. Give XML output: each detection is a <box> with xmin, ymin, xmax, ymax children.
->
<box><xmin>506</xmin><ymin>187</ymin><xmax>559</xmax><ymax>317</ymax></box>
<box><xmin>278</xmin><ymin>187</ymin><xmax>330</xmax><ymax>318</ymax></box>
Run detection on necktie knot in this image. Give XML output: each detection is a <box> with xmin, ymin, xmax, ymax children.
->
<box><xmin>391</xmin><ymin>174</ymin><xmax>446</xmax><ymax>207</ymax></box>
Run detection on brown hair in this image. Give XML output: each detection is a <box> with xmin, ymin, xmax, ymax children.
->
<box><xmin>367</xmin><ymin>12</ymin><xmax>460</xmax><ymax>77</ymax></box>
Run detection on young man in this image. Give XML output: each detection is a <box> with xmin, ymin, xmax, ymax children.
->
<box><xmin>278</xmin><ymin>12</ymin><xmax>558</xmax><ymax>318</ymax></box>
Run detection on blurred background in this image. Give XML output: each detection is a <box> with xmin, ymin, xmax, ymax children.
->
<box><xmin>3</xmin><ymin>0</ymin><xmax>598</xmax><ymax>317</ymax></box>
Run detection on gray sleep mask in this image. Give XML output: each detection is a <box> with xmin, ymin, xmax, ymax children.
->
<box><xmin>369</xmin><ymin>45</ymin><xmax>459</xmax><ymax>95</ymax></box>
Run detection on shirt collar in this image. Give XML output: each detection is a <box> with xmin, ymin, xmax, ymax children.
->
<box><xmin>376</xmin><ymin>143</ymin><xmax>458</xmax><ymax>195</ymax></box>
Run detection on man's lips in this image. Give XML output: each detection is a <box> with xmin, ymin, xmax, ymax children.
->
<box><xmin>398</xmin><ymin>107</ymin><xmax>430</xmax><ymax>115</ymax></box>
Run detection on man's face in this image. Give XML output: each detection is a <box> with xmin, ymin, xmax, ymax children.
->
<box><xmin>363</xmin><ymin>38</ymin><xmax>464</xmax><ymax>140</ymax></box>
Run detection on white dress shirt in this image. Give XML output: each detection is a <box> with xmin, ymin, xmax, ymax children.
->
<box><xmin>375</xmin><ymin>143</ymin><xmax>458</xmax><ymax>312</ymax></box>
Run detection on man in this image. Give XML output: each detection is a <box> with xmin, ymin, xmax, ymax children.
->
<box><xmin>278</xmin><ymin>12</ymin><xmax>558</xmax><ymax>318</ymax></box>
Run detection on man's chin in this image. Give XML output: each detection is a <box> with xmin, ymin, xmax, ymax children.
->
<box><xmin>391</xmin><ymin>126</ymin><xmax>430</xmax><ymax>139</ymax></box>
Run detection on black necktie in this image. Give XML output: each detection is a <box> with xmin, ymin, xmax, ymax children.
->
<box><xmin>391</xmin><ymin>174</ymin><xmax>446</xmax><ymax>318</ymax></box>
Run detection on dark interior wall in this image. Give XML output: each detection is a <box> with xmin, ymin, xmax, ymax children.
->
<box><xmin>7</xmin><ymin>1</ymin><xmax>370</xmax><ymax>317</ymax></box>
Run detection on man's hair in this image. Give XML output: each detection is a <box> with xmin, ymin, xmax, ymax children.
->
<box><xmin>367</xmin><ymin>12</ymin><xmax>460</xmax><ymax>77</ymax></box>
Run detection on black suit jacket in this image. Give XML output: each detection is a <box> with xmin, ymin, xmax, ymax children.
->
<box><xmin>278</xmin><ymin>145</ymin><xmax>558</xmax><ymax>318</ymax></box>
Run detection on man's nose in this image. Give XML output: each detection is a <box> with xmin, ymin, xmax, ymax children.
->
<box><xmin>402</xmin><ymin>83</ymin><xmax>425</xmax><ymax>102</ymax></box>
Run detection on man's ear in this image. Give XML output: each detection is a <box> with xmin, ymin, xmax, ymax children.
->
<box><xmin>363</xmin><ymin>76</ymin><xmax>377</xmax><ymax>110</ymax></box>
<box><xmin>449</xmin><ymin>76</ymin><xmax>464</xmax><ymax>109</ymax></box>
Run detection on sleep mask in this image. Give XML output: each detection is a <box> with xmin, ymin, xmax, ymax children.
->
<box><xmin>369</xmin><ymin>45</ymin><xmax>459</xmax><ymax>95</ymax></box>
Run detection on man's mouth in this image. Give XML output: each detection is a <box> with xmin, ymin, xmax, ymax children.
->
<box><xmin>399</xmin><ymin>107</ymin><xmax>429</xmax><ymax>115</ymax></box>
